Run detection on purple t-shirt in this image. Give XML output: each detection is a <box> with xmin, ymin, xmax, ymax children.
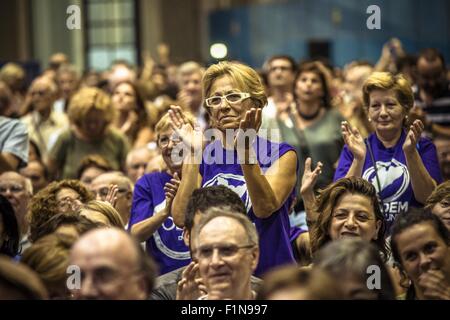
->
<box><xmin>129</xmin><ymin>172</ymin><xmax>190</xmax><ymax>275</ymax></box>
<box><xmin>334</xmin><ymin>131</ymin><xmax>443</xmax><ymax>230</ymax></box>
<box><xmin>200</xmin><ymin>136</ymin><xmax>297</xmax><ymax>276</ymax></box>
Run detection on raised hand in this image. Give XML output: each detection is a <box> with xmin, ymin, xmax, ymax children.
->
<box><xmin>341</xmin><ymin>121</ymin><xmax>366</xmax><ymax>160</ymax></box>
<box><xmin>418</xmin><ymin>270</ymin><xmax>450</xmax><ymax>300</ymax></box>
<box><xmin>234</xmin><ymin>108</ymin><xmax>261</xmax><ymax>151</ymax></box>
<box><xmin>168</xmin><ymin>105</ymin><xmax>204</xmax><ymax>155</ymax></box>
<box><xmin>300</xmin><ymin>157</ymin><xmax>323</xmax><ymax>195</ymax></box>
<box><xmin>104</xmin><ymin>184</ymin><xmax>118</xmax><ymax>208</ymax></box>
<box><xmin>163</xmin><ymin>172</ymin><xmax>180</xmax><ymax>214</ymax></box>
<box><xmin>176</xmin><ymin>262</ymin><xmax>206</xmax><ymax>300</ymax></box>
<box><xmin>403</xmin><ymin>119</ymin><xmax>424</xmax><ymax>154</ymax></box>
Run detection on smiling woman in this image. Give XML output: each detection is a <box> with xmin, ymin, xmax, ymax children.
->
<box><xmin>309</xmin><ymin>177</ymin><xmax>387</xmax><ymax>258</ymax></box>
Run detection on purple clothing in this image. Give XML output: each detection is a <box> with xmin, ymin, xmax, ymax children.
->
<box><xmin>334</xmin><ymin>131</ymin><xmax>443</xmax><ymax>230</ymax></box>
<box><xmin>200</xmin><ymin>136</ymin><xmax>297</xmax><ymax>276</ymax></box>
<box><xmin>129</xmin><ymin>172</ymin><xmax>190</xmax><ymax>275</ymax></box>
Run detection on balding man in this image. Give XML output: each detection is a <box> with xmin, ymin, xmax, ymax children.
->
<box><xmin>0</xmin><ymin>171</ymin><xmax>33</xmax><ymax>250</ymax></box>
<box><xmin>69</xmin><ymin>228</ymin><xmax>156</xmax><ymax>300</ymax></box>
<box><xmin>192</xmin><ymin>209</ymin><xmax>260</xmax><ymax>300</ymax></box>
<box><xmin>125</xmin><ymin>147</ymin><xmax>157</xmax><ymax>183</ymax></box>
<box><xmin>21</xmin><ymin>77</ymin><xmax>68</xmax><ymax>163</ymax></box>
<box><xmin>91</xmin><ymin>172</ymin><xmax>133</xmax><ymax>227</ymax></box>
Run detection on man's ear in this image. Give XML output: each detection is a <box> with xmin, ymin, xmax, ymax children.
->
<box><xmin>250</xmin><ymin>247</ymin><xmax>260</xmax><ymax>272</ymax></box>
<box><xmin>183</xmin><ymin>227</ymin><xmax>190</xmax><ymax>247</ymax></box>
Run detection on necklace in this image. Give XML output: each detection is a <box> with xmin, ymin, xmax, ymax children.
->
<box><xmin>296</xmin><ymin>102</ymin><xmax>322</xmax><ymax>121</ymax></box>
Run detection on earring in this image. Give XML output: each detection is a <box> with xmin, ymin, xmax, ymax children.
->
<box><xmin>368</xmin><ymin>118</ymin><xmax>372</xmax><ymax>122</ymax></box>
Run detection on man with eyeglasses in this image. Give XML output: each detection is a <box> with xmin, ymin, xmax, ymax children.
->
<box><xmin>90</xmin><ymin>171</ymin><xmax>133</xmax><ymax>228</ymax></box>
<box><xmin>21</xmin><ymin>77</ymin><xmax>68</xmax><ymax>163</ymax></box>
<box><xmin>192</xmin><ymin>208</ymin><xmax>259</xmax><ymax>300</ymax></box>
<box><xmin>0</xmin><ymin>171</ymin><xmax>33</xmax><ymax>251</ymax></box>
<box><xmin>151</xmin><ymin>185</ymin><xmax>262</xmax><ymax>300</ymax></box>
<box><xmin>260</xmin><ymin>55</ymin><xmax>297</xmax><ymax>141</ymax></box>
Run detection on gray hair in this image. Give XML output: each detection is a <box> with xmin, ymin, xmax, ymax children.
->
<box><xmin>193</xmin><ymin>207</ymin><xmax>259</xmax><ymax>247</ymax></box>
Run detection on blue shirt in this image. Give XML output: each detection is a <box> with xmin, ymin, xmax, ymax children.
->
<box><xmin>129</xmin><ymin>172</ymin><xmax>191</xmax><ymax>275</ymax></box>
<box><xmin>200</xmin><ymin>136</ymin><xmax>297</xmax><ymax>276</ymax></box>
<box><xmin>334</xmin><ymin>130</ymin><xmax>443</xmax><ymax>231</ymax></box>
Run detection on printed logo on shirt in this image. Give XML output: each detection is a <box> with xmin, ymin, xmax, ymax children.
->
<box><xmin>363</xmin><ymin>159</ymin><xmax>410</xmax><ymax>219</ymax></box>
<box><xmin>152</xmin><ymin>201</ymin><xmax>190</xmax><ymax>260</ymax></box>
<box><xmin>203</xmin><ymin>173</ymin><xmax>252</xmax><ymax>213</ymax></box>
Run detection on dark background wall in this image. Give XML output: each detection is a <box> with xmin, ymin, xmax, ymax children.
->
<box><xmin>208</xmin><ymin>0</ymin><xmax>450</xmax><ymax>67</ymax></box>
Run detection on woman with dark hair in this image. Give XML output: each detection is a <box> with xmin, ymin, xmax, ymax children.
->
<box><xmin>279</xmin><ymin>62</ymin><xmax>344</xmax><ymax>202</ymax></box>
<box><xmin>390</xmin><ymin>208</ymin><xmax>450</xmax><ymax>300</ymax></box>
<box><xmin>111</xmin><ymin>81</ymin><xmax>154</xmax><ymax>148</ymax></box>
<box><xmin>309</xmin><ymin>177</ymin><xmax>387</xmax><ymax>258</ymax></box>
<box><xmin>0</xmin><ymin>194</ymin><xmax>20</xmax><ymax>257</ymax></box>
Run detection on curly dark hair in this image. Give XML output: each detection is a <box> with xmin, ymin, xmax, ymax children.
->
<box><xmin>310</xmin><ymin>177</ymin><xmax>388</xmax><ymax>260</ymax></box>
<box><xmin>28</xmin><ymin>180</ymin><xmax>94</xmax><ymax>242</ymax></box>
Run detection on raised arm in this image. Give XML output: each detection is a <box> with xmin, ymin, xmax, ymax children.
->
<box><xmin>238</xmin><ymin>108</ymin><xmax>297</xmax><ymax>218</ymax></box>
<box><xmin>300</xmin><ymin>157</ymin><xmax>323</xmax><ymax>226</ymax></box>
<box><xmin>341</xmin><ymin>121</ymin><xmax>367</xmax><ymax>178</ymax></box>
<box><xmin>168</xmin><ymin>106</ymin><xmax>203</xmax><ymax>227</ymax></box>
<box><xmin>131</xmin><ymin>174</ymin><xmax>180</xmax><ymax>242</ymax></box>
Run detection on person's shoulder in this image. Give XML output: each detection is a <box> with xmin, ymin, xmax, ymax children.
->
<box><xmin>0</xmin><ymin>116</ymin><xmax>27</xmax><ymax>131</ymax></box>
<box><xmin>55</xmin><ymin>128</ymin><xmax>72</xmax><ymax>141</ymax></box>
<box><xmin>107</xmin><ymin>127</ymin><xmax>129</xmax><ymax>142</ymax></box>
<box><xmin>138</xmin><ymin>171</ymin><xmax>168</xmax><ymax>185</ymax></box>
<box><xmin>327</xmin><ymin>108</ymin><xmax>345</xmax><ymax>121</ymax></box>
<box><xmin>418</xmin><ymin>135</ymin><xmax>437</xmax><ymax>150</ymax></box>
<box><xmin>150</xmin><ymin>267</ymin><xmax>185</xmax><ymax>300</ymax></box>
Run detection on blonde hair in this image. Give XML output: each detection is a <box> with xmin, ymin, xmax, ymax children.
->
<box><xmin>82</xmin><ymin>200</ymin><xmax>124</xmax><ymax>228</ymax></box>
<box><xmin>202</xmin><ymin>61</ymin><xmax>267</xmax><ymax>110</ymax></box>
<box><xmin>362</xmin><ymin>72</ymin><xmax>414</xmax><ymax>112</ymax></box>
<box><xmin>154</xmin><ymin>110</ymin><xmax>196</xmax><ymax>140</ymax></box>
<box><xmin>68</xmin><ymin>87</ymin><xmax>114</xmax><ymax>127</ymax></box>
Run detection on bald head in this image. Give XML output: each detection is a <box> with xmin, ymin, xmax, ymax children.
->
<box><xmin>126</xmin><ymin>147</ymin><xmax>156</xmax><ymax>183</ymax></box>
<box><xmin>71</xmin><ymin>228</ymin><xmax>139</xmax><ymax>268</ymax></box>
<box><xmin>70</xmin><ymin>228</ymin><xmax>150</xmax><ymax>299</ymax></box>
<box><xmin>0</xmin><ymin>172</ymin><xmax>32</xmax><ymax>235</ymax></box>
<box><xmin>90</xmin><ymin>172</ymin><xmax>133</xmax><ymax>227</ymax></box>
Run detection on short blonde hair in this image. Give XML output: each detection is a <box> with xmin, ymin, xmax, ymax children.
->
<box><xmin>154</xmin><ymin>110</ymin><xmax>196</xmax><ymax>140</ymax></box>
<box><xmin>202</xmin><ymin>61</ymin><xmax>267</xmax><ymax>110</ymax></box>
<box><xmin>82</xmin><ymin>200</ymin><xmax>124</xmax><ymax>228</ymax></box>
<box><xmin>68</xmin><ymin>87</ymin><xmax>114</xmax><ymax>127</ymax></box>
<box><xmin>362</xmin><ymin>72</ymin><xmax>414</xmax><ymax>112</ymax></box>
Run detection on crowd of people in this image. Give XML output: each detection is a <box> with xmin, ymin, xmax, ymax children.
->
<box><xmin>0</xmin><ymin>38</ymin><xmax>449</xmax><ymax>300</ymax></box>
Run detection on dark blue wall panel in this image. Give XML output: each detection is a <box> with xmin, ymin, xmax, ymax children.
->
<box><xmin>208</xmin><ymin>0</ymin><xmax>450</xmax><ymax>68</ymax></box>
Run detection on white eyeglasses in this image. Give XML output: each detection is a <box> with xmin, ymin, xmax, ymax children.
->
<box><xmin>205</xmin><ymin>92</ymin><xmax>251</xmax><ymax>108</ymax></box>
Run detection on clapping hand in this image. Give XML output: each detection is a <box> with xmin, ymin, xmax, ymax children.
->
<box><xmin>403</xmin><ymin>119</ymin><xmax>424</xmax><ymax>154</ymax></box>
<box><xmin>341</xmin><ymin>121</ymin><xmax>366</xmax><ymax>160</ymax></box>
